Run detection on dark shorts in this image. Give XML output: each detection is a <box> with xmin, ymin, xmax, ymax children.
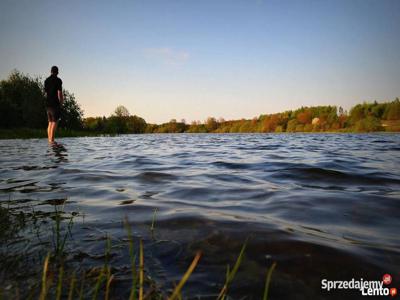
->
<box><xmin>46</xmin><ymin>106</ymin><xmax>61</xmax><ymax>122</ymax></box>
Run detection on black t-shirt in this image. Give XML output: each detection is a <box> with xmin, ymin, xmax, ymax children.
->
<box><xmin>44</xmin><ymin>75</ymin><xmax>62</xmax><ymax>107</ymax></box>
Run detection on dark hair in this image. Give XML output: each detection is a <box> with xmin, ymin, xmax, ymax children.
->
<box><xmin>51</xmin><ymin>66</ymin><xmax>59</xmax><ymax>74</ymax></box>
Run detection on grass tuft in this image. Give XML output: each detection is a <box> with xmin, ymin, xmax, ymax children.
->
<box><xmin>2</xmin><ymin>205</ymin><xmax>275</xmax><ymax>299</ymax></box>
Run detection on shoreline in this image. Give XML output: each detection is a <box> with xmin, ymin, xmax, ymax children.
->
<box><xmin>0</xmin><ymin>128</ymin><xmax>399</xmax><ymax>140</ymax></box>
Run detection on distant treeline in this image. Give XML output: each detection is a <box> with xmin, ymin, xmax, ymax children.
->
<box><xmin>1</xmin><ymin>70</ymin><xmax>399</xmax><ymax>136</ymax></box>
<box><xmin>143</xmin><ymin>100</ymin><xmax>400</xmax><ymax>133</ymax></box>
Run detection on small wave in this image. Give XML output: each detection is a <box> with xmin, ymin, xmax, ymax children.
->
<box><xmin>212</xmin><ymin>161</ymin><xmax>254</xmax><ymax>170</ymax></box>
<box><xmin>272</xmin><ymin>166</ymin><xmax>400</xmax><ymax>186</ymax></box>
<box><xmin>134</xmin><ymin>171</ymin><xmax>179</xmax><ymax>183</ymax></box>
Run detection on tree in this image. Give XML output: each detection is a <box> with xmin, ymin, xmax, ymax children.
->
<box><xmin>355</xmin><ymin>116</ymin><xmax>382</xmax><ymax>132</ymax></box>
<box><xmin>108</xmin><ymin>105</ymin><xmax>130</xmax><ymax>133</ymax></box>
<box><xmin>0</xmin><ymin>70</ymin><xmax>83</xmax><ymax>130</ymax></box>
<box><xmin>0</xmin><ymin>70</ymin><xmax>47</xmax><ymax>128</ymax></box>
<box><xmin>286</xmin><ymin>119</ymin><xmax>297</xmax><ymax>132</ymax></box>
<box><xmin>127</xmin><ymin>115</ymin><xmax>147</xmax><ymax>133</ymax></box>
<box><xmin>114</xmin><ymin>105</ymin><xmax>130</xmax><ymax>118</ymax></box>
<box><xmin>59</xmin><ymin>91</ymin><xmax>84</xmax><ymax>130</ymax></box>
<box><xmin>296</xmin><ymin>110</ymin><xmax>312</xmax><ymax>124</ymax></box>
<box><xmin>383</xmin><ymin>98</ymin><xmax>400</xmax><ymax>120</ymax></box>
<box><xmin>205</xmin><ymin>117</ymin><xmax>218</xmax><ymax>132</ymax></box>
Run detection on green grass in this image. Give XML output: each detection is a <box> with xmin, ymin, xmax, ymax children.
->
<box><xmin>263</xmin><ymin>262</ymin><xmax>277</xmax><ymax>300</ymax></box>
<box><xmin>1</xmin><ymin>203</ymin><xmax>277</xmax><ymax>299</ymax></box>
<box><xmin>217</xmin><ymin>239</ymin><xmax>247</xmax><ymax>300</ymax></box>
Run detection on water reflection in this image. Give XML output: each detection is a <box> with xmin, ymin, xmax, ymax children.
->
<box><xmin>48</xmin><ymin>142</ymin><xmax>68</xmax><ymax>163</ymax></box>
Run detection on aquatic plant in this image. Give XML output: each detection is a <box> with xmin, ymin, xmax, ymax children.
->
<box><xmin>217</xmin><ymin>240</ymin><xmax>247</xmax><ymax>300</ymax></box>
<box><xmin>263</xmin><ymin>262</ymin><xmax>277</xmax><ymax>300</ymax></box>
<box><xmin>150</xmin><ymin>208</ymin><xmax>158</xmax><ymax>232</ymax></box>
<box><xmin>52</xmin><ymin>205</ymin><xmax>74</xmax><ymax>259</ymax></box>
<box><xmin>1</xmin><ymin>203</ymin><xmax>277</xmax><ymax>299</ymax></box>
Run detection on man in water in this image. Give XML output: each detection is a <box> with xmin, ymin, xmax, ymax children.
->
<box><xmin>44</xmin><ymin>66</ymin><xmax>63</xmax><ymax>143</ymax></box>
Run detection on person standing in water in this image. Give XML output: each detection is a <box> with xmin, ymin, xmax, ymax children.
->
<box><xmin>44</xmin><ymin>66</ymin><xmax>63</xmax><ymax>143</ymax></box>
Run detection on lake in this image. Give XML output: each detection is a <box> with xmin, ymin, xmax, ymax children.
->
<box><xmin>1</xmin><ymin>133</ymin><xmax>399</xmax><ymax>299</ymax></box>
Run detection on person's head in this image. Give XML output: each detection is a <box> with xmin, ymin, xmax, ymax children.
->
<box><xmin>51</xmin><ymin>66</ymin><xmax>59</xmax><ymax>75</ymax></box>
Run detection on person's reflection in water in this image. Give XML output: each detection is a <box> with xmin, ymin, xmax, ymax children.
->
<box><xmin>48</xmin><ymin>142</ymin><xmax>68</xmax><ymax>163</ymax></box>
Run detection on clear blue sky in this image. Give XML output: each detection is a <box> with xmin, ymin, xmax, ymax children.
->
<box><xmin>1</xmin><ymin>0</ymin><xmax>399</xmax><ymax>123</ymax></box>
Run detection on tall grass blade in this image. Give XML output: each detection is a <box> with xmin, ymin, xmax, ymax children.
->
<box><xmin>67</xmin><ymin>272</ymin><xmax>76</xmax><ymax>300</ymax></box>
<box><xmin>56</xmin><ymin>208</ymin><xmax>61</xmax><ymax>255</ymax></box>
<box><xmin>263</xmin><ymin>262</ymin><xmax>277</xmax><ymax>300</ymax></box>
<box><xmin>124</xmin><ymin>217</ymin><xmax>137</xmax><ymax>300</ymax></box>
<box><xmin>78</xmin><ymin>272</ymin><xmax>86</xmax><ymax>300</ymax></box>
<box><xmin>39</xmin><ymin>253</ymin><xmax>50</xmax><ymax>300</ymax></box>
<box><xmin>105</xmin><ymin>269</ymin><xmax>113</xmax><ymax>300</ymax></box>
<box><xmin>92</xmin><ymin>267</ymin><xmax>105</xmax><ymax>300</ymax></box>
<box><xmin>59</xmin><ymin>216</ymin><xmax>74</xmax><ymax>256</ymax></box>
<box><xmin>217</xmin><ymin>240</ymin><xmax>247</xmax><ymax>300</ymax></box>
<box><xmin>168</xmin><ymin>251</ymin><xmax>202</xmax><ymax>300</ymax></box>
<box><xmin>56</xmin><ymin>264</ymin><xmax>64</xmax><ymax>300</ymax></box>
<box><xmin>105</xmin><ymin>234</ymin><xmax>111</xmax><ymax>266</ymax></box>
<box><xmin>150</xmin><ymin>208</ymin><xmax>158</xmax><ymax>232</ymax></box>
<box><xmin>227</xmin><ymin>241</ymin><xmax>247</xmax><ymax>282</ymax></box>
<box><xmin>139</xmin><ymin>239</ymin><xmax>144</xmax><ymax>300</ymax></box>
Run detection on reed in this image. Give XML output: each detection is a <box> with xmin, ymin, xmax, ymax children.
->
<box><xmin>52</xmin><ymin>205</ymin><xmax>74</xmax><ymax>259</ymax></box>
<box><xmin>92</xmin><ymin>267</ymin><xmax>105</xmax><ymax>300</ymax></box>
<box><xmin>38</xmin><ymin>254</ymin><xmax>50</xmax><ymax>300</ymax></box>
<box><xmin>150</xmin><ymin>208</ymin><xmax>158</xmax><ymax>232</ymax></box>
<box><xmin>168</xmin><ymin>252</ymin><xmax>202</xmax><ymax>300</ymax></box>
<box><xmin>105</xmin><ymin>267</ymin><xmax>113</xmax><ymax>300</ymax></box>
<box><xmin>2</xmin><ymin>204</ymin><xmax>277</xmax><ymax>299</ymax></box>
<box><xmin>124</xmin><ymin>217</ymin><xmax>138</xmax><ymax>300</ymax></box>
<box><xmin>217</xmin><ymin>240</ymin><xmax>247</xmax><ymax>300</ymax></box>
<box><xmin>78</xmin><ymin>272</ymin><xmax>86</xmax><ymax>300</ymax></box>
<box><xmin>55</xmin><ymin>264</ymin><xmax>64</xmax><ymax>300</ymax></box>
<box><xmin>263</xmin><ymin>262</ymin><xmax>277</xmax><ymax>300</ymax></box>
<box><xmin>139</xmin><ymin>239</ymin><xmax>144</xmax><ymax>300</ymax></box>
<box><xmin>67</xmin><ymin>272</ymin><xmax>76</xmax><ymax>300</ymax></box>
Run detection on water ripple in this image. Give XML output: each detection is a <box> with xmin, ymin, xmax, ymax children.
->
<box><xmin>1</xmin><ymin>133</ymin><xmax>400</xmax><ymax>299</ymax></box>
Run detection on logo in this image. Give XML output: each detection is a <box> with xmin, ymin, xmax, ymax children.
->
<box><xmin>383</xmin><ymin>274</ymin><xmax>392</xmax><ymax>285</ymax></box>
<box><xmin>390</xmin><ymin>288</ymin><xmax>397</xmax><ymax>297</ymax></box>
<box><xmin>321</xmin><ymin>274</ymin><xmax>396</xmax><ymax>297</ymax></box>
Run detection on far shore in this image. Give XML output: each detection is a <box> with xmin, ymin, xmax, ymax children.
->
<box><xmin>0</xmin><ymin>128</ymin><xmax>399</xmax><ymax>140</ymax></box>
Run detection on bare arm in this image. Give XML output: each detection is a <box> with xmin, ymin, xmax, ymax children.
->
<box><xmin>58</xmin><ymin>90</ymin><xmax>64</xmax><ymax>105</ymax></box>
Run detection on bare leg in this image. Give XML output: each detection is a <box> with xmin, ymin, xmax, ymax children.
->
<box><xmin>52</xmin><ymin>122</ymin><xmax>57</xmax><ymax>142</ymax></box>
<box><xmin>50</xmin><ymin>121</ymin><xmax>58</xmax><ymax>143</ymax></box>
<box><xmin>47</xmin><ymin>122</ymin><xmax>52</xmax><ymax>143</ymax></box>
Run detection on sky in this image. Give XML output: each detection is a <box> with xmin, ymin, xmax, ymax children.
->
<box><xmin>0</xmin><ymin>0</ymin><xmax>399</xmax><ymax>124</ymax></box>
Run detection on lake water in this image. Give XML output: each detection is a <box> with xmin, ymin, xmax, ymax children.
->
<box><xmin>1</xmin><ymin>133</ymin><xmax>399</xmax><ymax>299</ymax></box>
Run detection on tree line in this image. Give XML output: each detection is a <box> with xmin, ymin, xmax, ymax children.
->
<box><xmin>144</xmin><ymin>99</ymin><xmax>399</xmax><ymax>134</ymax></box>
<box><xmin>1</xmin><ymin>70</ymin><xmax>399</xmax><ymax>135</ymax></box>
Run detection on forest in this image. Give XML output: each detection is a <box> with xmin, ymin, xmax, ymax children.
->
<box><xmin>1</xmin><ymin>70</ymin><xmax>399</xmax><ymax>136</ymax></box>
